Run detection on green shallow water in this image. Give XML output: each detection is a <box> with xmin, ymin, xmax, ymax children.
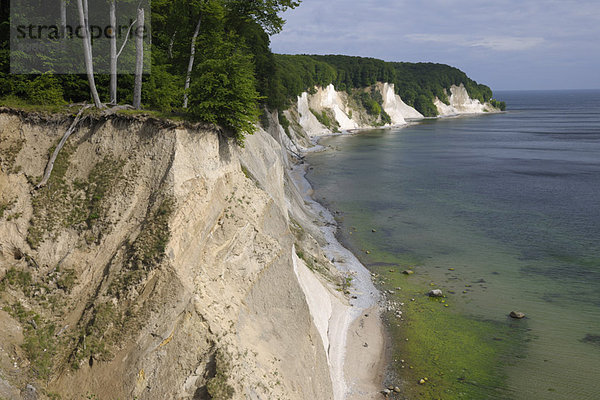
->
<box><xmin>306</xmin><ymin>90</ymin><xmax>600</xmax><ymax>399</ymax></box>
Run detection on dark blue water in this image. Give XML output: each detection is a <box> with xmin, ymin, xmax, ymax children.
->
<box><xmin>306</xmin><ymin>90</ymin><xmax>600</xmax><ymax>399</ymax></box>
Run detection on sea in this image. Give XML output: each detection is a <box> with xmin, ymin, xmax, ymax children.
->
<box><xmin>305</xmin><ymin>90</ymin><xmax>600</xmax><ymax>399</ymax></box>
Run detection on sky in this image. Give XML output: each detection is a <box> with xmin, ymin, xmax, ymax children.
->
<box><xmin>270</xmin><ymin>0</ymin><xmax>600</xmax><ymax>91</ymax></box>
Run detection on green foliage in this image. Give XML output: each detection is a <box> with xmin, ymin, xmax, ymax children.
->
<box><xmin>0</xmin><ymin>199</ymin><xmax>15</xmax><ymax>219</ymax></box>
<box><xmin>207</xmin><ymin>351</ymin><xmax>235</xmax><ymax>400</ymax></box>
<box><xmin>226</xmin><ymin>0</ymin><xmax>300</xmax><ymax>35</ymax></box>
<box><xmin>354</xmin><ymin>89</ymin><xmax>392</xmax><ymax>124</ymax></box>
<box><xmin>380</xmin><ymin>109</ymin><xmax>392</xmax><ymax>125</ymax></box>
<box><xmin>273</xmin><ymin>54</ymin><xmax>497</xmax><ymax>116</ymax></box>
<box><xmin>26</xmin><ymin>74</ymin><xmax>66</xmax><ymax>106</ymax></box>
<box><xmin>310</xmin><ymin>108</ymin><xmax>340</xmax><ymax>132</ymax></box>
<box><xmin>9</xmin><ymin>304</ymin><xmax>57</xmax><ymax>380</ymax></box>
<box><xmin>414</xmin><ymin>94</ymin><xmax>439</xmax><ymax>118</ymax></box>
<box><xmin>278</xmin><ymin>110</ymin><xmax>291</xmax><ymax>138</ymax></box>
<box><xmin>186</xmin><ymin>1</ymin><xmax>261</xmax><ymax>144</ymax></box>
<box><xmin>0</xmin><ymin>1</ymin><xmax>500</xmax><ymax>140</ymax></box>
<box><xmin>489</xmin><ymin>98</ymin><xmax>507</xmax><ymax>111</ymax></box>
<box><xmin>142</xmin><ymin>64</ymin><xmax>182</xmax><ymax>113</ymax></box>
<box><xmin>56</xmin><ymin>268</ymin><xmax>77</xmax><ymax>293</ymax></box>
<box><xmin>2</xmin><ymin>267</ymin><xmax>32</xmax><ymax>294</ymax></box>
<box><xmin>129</xmin><ymin>198</ymin><xmax>173</xmax><ymax>269</ymax></box>
<box><xmin>28</xmin><ymin>151</ymin><xmax>124</xmax><ymax>249</ymax></box>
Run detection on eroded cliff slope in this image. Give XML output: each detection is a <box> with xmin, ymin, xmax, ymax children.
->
<box><xmin>0</xmin><ymin>110</ymin><xmax>351</xmax><ymax>400</ymax></box>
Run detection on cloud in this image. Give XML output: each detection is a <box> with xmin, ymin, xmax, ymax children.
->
<box><xmin>405</xmin><ymin>34</ymin><xmax>544</xmax><ymax>52</ymax></box>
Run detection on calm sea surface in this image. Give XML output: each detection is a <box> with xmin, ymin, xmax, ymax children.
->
<box><xmin>306</xmin><ymin>90</ymin><xmax>600</xmax><ymax>399</ymax></box>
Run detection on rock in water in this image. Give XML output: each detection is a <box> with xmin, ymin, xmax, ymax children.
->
<box><xmin>582</xmin><ymin>334</ymin><xmax>600</xmax><ymax>346</ymax></box>
<box><xmin>428</xmin><ymin>289</ymin><xmax>443</xmax><ymax>298</ymax></box>
<box><xmin>402</xmin><ymin>270</ymin><xmax>414</xmax><ymax>275</ymax></box>
<box><xmin>510</xmin><ymin>311</ymin><xmax>526</xmax><ymax>319</ymax></box>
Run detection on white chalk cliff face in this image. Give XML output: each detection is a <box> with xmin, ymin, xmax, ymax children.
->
<box><xmin>294</xmin><ymin>82</ymin><xmax>422</xmax><ymax>138</ymax></box>
<box><xmin>435</xmin><ymin>83</ymin><xmax>497</xmax><ymax>116</ymax></box>
<box><xmin>318</xmin><ymin>84</ymin><xmax>359</xmax><ymax>131</ymax></box>
<box><xmin>380</xmin><ymin>82</ymin><xmax>424</xmax><ymax>123</ymax></box>
<box><xmin>297</xmin><ymin>91</ymin><xmax>330</xmax><ymax>137</ymax></box>
<box><xmin>292</xmin><ymin>82</ymin><xmax>498</xmax><ymax>140</ymax></box>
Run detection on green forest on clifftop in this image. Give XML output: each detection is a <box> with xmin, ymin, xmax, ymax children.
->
<box><xmin>0</xmin><ymin>0</ymin><xmax>503</xmax><ymax>142</ymax></box>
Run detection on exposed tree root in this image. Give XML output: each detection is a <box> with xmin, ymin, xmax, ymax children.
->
<box><xmin>35</xmin><ymin>104</ymin><xmax>92</xmax><ymax>189</ymax></box>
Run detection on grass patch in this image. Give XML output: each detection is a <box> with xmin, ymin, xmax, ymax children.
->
<box><xmin>129</xmin><ymin>198</ymin><xmax>173</xmax><ymax>268</ymax></box>
<box><xmin>0</xmin><ymin>95</ymin><xmax>68</xmax><ymax>114</ymax></box>
<box><xmin>1</xmin><ymin>267</ymin><xmax>32</xmax><ymax>294</ymax></box>
<box><xmin>0</xmin><ymin>200</ymin><xmax>15</xmax><ymax>219</ymax></box>
<box><xmin>207</xmin><ymin>351</ymin><xmax>235</xmax><ymax>400</ymax></box>
<box><xmin>27</xmin><ymin>150</ymin><xmax>125</xmax><ymax>248</ymax></box>
<box><xmin>56</xmin><ymin>267</ymin><xmax>77</xmax><ymax>293</ymax></box>
<box><xmin>0</xmin><ymin>137</ymin><xmax>25</xmax><ymax>174</ymax></box>
<box><xmin>310</xmin><ymin>108</ymin><xmax>340</xmax><ymax>132</ymax></box>
<box><xmin>9</xmin><ymin>303</ymin><xmax>58</xmax><ymax>381</ymax></box>
<box><xmin>278</xmin><ymin>111</ymin><xmax>291</xmax><ymax>139</ymax></box>
<box><xmin>70</xmin><ymin>302</ymin><xmax>118</xmax><ymax>368</ymax></box>
<box><xmin>108</xmin><ymin>196</ymin><xmax>174</xmax><ymax>299</ymax></box>
<box><xmin>27</xmin><ymin>142</ymin><xmax>76</xmax><ymax>248</ymax></box>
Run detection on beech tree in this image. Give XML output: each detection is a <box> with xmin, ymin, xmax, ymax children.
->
<box><xmin>183</xmin><ymin>2</ymin><xmax>204</xmax><ymax>109</ymax></box>
<box><xmin>109</xmin><ymin>0</ymin><xmax>143</xmax><ymax>105</ymax></box>
<box><xmin>187</xmin><ymin>3</ymin><xmax>260</xmax><ymax>142</ymax></box>
<box><xmin>76</xmin><ymin>0</ymin><xmax>102</xmax><ymax>107</ymax></box>
<box><xmin>109</xmin><ymin>0</ymin><xmax>117</xmax><ymax>103</ymax></box>
<box><xmin>181</xmin><ymin>0</ymin><xmax>300</xmax><ymax>109</ymax></box>
<box><xmin>132</xmin><ymin>7</ymin><xmax>144</xmax><ymax>109</ymax></box>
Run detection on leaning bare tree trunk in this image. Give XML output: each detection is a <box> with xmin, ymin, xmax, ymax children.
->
<box><xmin>36</xmin><ymin>105</ymin><xmax>92</xmax><ymax>190</ymax></box>
<box><xmin>132</xmin><ymin>7</ymin><xmax>145</xmax><ymax>110</ymax></box>
<box><xmin>183</xmin><ymin>14</ymin><xmax>202</xmax><ymax>109</ymax></box>
<box><xmin>109</xmin><ymin>0</ymin><xmax>117</xmax><ymax>104</ymax></box>
<box><xmin>76</xmin><ymin>0</ymin><xmax>102</xmax><ymax>108</ymax></box>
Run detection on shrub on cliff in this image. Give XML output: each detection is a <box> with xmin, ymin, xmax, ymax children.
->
<box><xmin>27</xmin><ymin>74</ymin><xmax>66</xmax><ymax>106</ymax></box>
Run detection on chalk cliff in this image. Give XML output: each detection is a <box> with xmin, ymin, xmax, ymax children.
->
<box><xmin>0</xmin><ymin>110</ymin><xmax>368</xmax><ymax>400</ymax></box>
<box><xmin>0</xmin><ymin>79</ymin><xmax>498</xmax><ymax>399</ymax></box>
<box><xmin>435</xmin><ymin>83</ymin><xmax>499</xmax><ymax>116</ymax></box>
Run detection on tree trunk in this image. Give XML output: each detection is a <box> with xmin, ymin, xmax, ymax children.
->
<box><xmin>109</xmin><ymin>0</ymin><xmax>117</xmax><ymax>104</ymax></box>
<box><xmin>117</xmin><ymin>18</ymin><xmax>137</xmax><ymax>59</ymax></box>
<box><xmin>183</xmin><ymin>14</ymin><xmax>202</xmax><ymax>109</ymax></box>
<box><xmin>132</xmin><ymin>7</ymin><xmax>145</xmax><ymax>110</ymax></box>
<box><xmin>168</xmin><ymin>30</ymin><xmax>177</xmax><ymax>59</ymax></box>
<box><xmin>36</xmin><ymin>105</ymin><xmax>92</xmax><ymax>190</ymax></box>
<box><xmin>60</xmin><ymin>0</ymin><xmax>67</xmax><ymax>39</ymax></box>
<box><xmin>76</xmin><ymin>0</ymin><xmax>102</xmax><ymax>108</ymax></box>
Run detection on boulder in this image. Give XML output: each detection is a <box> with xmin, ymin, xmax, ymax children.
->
<box><xmin>428</xmin><ymin>289</ymin><xmax>443</xmax><ymax>298</ymax></box>
<box><xmin>510</xmin><ymin>311</ymin><xmax>526</xmax><ymax>319</ymax></box>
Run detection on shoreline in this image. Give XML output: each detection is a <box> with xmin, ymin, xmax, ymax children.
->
<box><xmin>289</xmin><ymin>159</ymin><xmax>386</xmax><ymax>399</ymax></box>
<box><xmin>286</xmin><ymin>110</ymin><xmax>503</xmax><ymax>398</ymax></box>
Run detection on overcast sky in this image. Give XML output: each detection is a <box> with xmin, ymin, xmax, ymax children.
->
<box><xmin>270</xmin><ymin>0</ymin><xmax>600</xmax><ymax>91</ymax></box>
